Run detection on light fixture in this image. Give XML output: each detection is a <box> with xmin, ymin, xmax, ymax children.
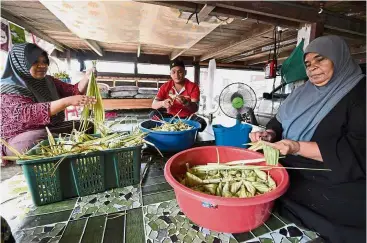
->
<box><xmin>241</xmin><ymin>13</ymin><xmax>248</xmax><ymax>20</ymax></box>
<box><xmin>318</xmin><ymin>3</ymin><xmax>324</xmax><ymax>14</ymax></box>
<box><xmin>276</xmin><ymin>26</ymin><xmax>288</xmax><ymax>32</ymax></box>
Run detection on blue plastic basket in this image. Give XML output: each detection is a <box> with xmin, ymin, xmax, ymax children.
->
<box><xmin>139</xmin><ymin>119</ymin><xmax>201</xmax><ymax>152</ymax></box>
<box><xmin>212</xmin><ymin>122</ymin><xmax>253</xmax><ymax>148</ymax></box>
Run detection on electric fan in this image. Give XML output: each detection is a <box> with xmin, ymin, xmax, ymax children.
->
<box><xmin>218</xmin><ymin>82</ymin><xmax>258</xmax><ymax>125</ymax></box>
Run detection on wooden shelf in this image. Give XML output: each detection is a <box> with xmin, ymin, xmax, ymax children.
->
<box><xmin>102</xmin><ymin>98</ymin><xmax>153</xmax><ymax>110</ymax></box>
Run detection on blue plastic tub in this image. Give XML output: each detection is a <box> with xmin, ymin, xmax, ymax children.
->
<box><xmin>139</xmin><ymin>119</ymin><xmax>201</xmax><ymax>152</ymax></box>
<box><xmin>212</xmin><ymin>122</ymin><xmax>253</xmax><ymax>148</ymax></box>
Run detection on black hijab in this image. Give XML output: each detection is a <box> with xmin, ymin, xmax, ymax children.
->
<box><xmin>1</xmin><ymin>43</ymin><xmax>64</xmax><ymax>124</ymax></box>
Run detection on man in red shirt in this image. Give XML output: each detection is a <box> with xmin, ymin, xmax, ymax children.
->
<box><xmin>150</xmin><ymin>60</ymin><xmax>207</xmax><ymax>132</ymax></box>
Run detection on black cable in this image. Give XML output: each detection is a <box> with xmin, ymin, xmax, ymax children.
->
<box><xmin>271</xmin><ymin>26</ymin><xmax>277</xmax><ymax>114</ymax></box>
<box><xmin>267</xmin><ymin>46</ymin><xmax>272</xmax><ymax>61</ymax></box>
<box><xmin>277</xmin><ymin>30</ymin><xmax>282</xmax><ymax>58</ymax></box>
<box><xmin>268</xmin><ymin>27</ymin><xmax>276</xmax><ymax>61</ymax></box>
<box><xmin>187</xmin><ymin>4</ymin><xmax>200</xmax><ymax>25</ymax></box>
<box><xmin>273</xmin><ymin>27</ymin><xmax>277</xmax><ymax>61</ymax></box>
<box><xmin>195</xmin><ymin>8</ymin><xmax>199</xmax><ymax>25</ymax></box>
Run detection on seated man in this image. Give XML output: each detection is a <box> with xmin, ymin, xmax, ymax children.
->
<box><xmin>150</xmin><ymin>60</ymin><xmax>207</xmax><ymax>132</ymax></box>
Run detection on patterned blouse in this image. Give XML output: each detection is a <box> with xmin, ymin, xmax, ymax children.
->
<box><xmin>1</xmin><ymin>77</ymin><xmax>81</xmax><ymax>141</ymax></box>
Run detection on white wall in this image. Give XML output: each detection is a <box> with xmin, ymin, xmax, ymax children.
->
<box><xmin>198</xmin><ymin>67</ymin><xmax>285</xmax><ymax>126</ymax></box>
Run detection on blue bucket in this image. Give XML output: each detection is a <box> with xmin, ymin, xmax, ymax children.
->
<box><xmin>212</xmin><ymin>122</ymin><xmax>253</xmax><ymax>148</ymax></box>
<box><xmin>139</xmin><ymin>119</ymin><xmax>201</xmax><ymax>152</ymax></box>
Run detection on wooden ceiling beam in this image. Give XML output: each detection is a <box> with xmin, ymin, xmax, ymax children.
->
<box><xmin>170</xmin><ymin>49</ymin><xmax>186</xmax><ymax>61</ymax></box>
<box><xmin>138</xmin><ymin>1</ymin><xmax>200</xmax><ymax>12</ymax></box>
<box><xmin>199</xmin><ymin>26</ymin><xmax>274</xmax><ymax>61</ymax></box>
<box><xmin>245</xmin><ymin>50</ymin><xmax>294</xmax><ymax>66</ymax></box>
<box><xmin>245</xmin><ymin>50</ymin><xmax>367</xmax><ymax>66</ymax></box>
<box><xmin>210</xmin><ymin>7</ymin><xmax>299</xmax><ymax>29</ymax></box>
<box><xmin>323</xmin><ymin>1</ymin><xmax>343</xmax><ymax>9</ymax></box>
<box><xmin>350</xmin><ymin>45</ymin><xmax>366</xmax><ymax>55</ymax></box>
<box><xmin>244</xmin><ymin>43</ymin><xmax>366</xmax><ymax>66</ymax></box>
<box><xmin>241</xmin><ymin>43</ymin><xmax>297</xmax><ymax>62</ymax></box>
<box><xmin>142</xmin><ymin>1</ymin><xmax>300</xmax><ymax>28</ymax></box>
<box><xmin>1</xmin><ymin>9</ymin><xmax>65</xmax><ymax>52</ymax></box>
<box><xmin>197</xmin><ymin>4</ymin><xmax>216</xmax><ymax>23</ymax></box>
<box><xmin>209</xmin><ymin>1</ymin><xmax>365</xmax><ymax>36</ymax></box>
<box><xmin>199</xmin><ymin>61</ymin><xmax>263</xmax><ymax>71</ymax></box>
<box><xmin>220</xmin><ymin>36</ymin><xmax>298</xmax><ymax>63</ymax></box>
<box><xmin>169</xmin><ymin>4</ymin><xmax>217</xmax><ymax>60</ymax></box>
<box><xmin>352</xmin><ymin>53</ymin><xmax>366</xmax><ymax>64</ymax></box>
<box><xmin>324</xmin><ymin>29</ymin><xmax>366</xmax><ymax>44</ymax></box>
<box><xmin>55</xmin><ymin>50</ymin><xmax>195</xmax><ymax>65</ymax></box>
<box><xmin>142</xmin><ymin>1</ymin><xmax>302</xmax><ymax>62</ymax></box>
<box><xmin>210</xmin><ymin>1</ymin><xmax>319</xmax><ymax>23</ymax></box>
<box><xmin>84</xmin><ymin>39</ymin><xmax>104</xmax><ymax>56</ymax></box>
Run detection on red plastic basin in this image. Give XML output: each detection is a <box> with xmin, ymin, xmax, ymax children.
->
<box><xmin>164</xmin><ymin>146</ymin><xmax>289</xmax><ymax>233</ymax></box>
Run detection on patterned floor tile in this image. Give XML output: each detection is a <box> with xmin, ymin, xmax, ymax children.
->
<box><xmin>143</xmin><ymin>199</ymin><xmax>238</xmax><ymax>243</ymax></box>
<box><xmin>263</xmin><ymin>214</ymin><xmax>287</xmax><ymax>231</ymax></box>
<box><xmin>245</xmin><ymin>224</ymin><xmax>320</xmax><ymax>243</ymax></box>
<box><xmin>28</xmin><ymin>199</ymin><xmax>78</xmax><ymax>216</ymax></box>
<box><xmin>142</xmin><ymin>182</ymin><xmax>172</xmax><ymax>195</ymax></box>
<box><xmin>15</xmin><ymin>222</ymin><xmax>67</xmax><ymax>243</ymax></box>
<box><xmin>1</xmin><ymin>174</ymin><xmax>76</xmax><ymax>230</ymax></box>
<box><xmin>59</xmin><ymin>218</ymin><xmax>88</xmax><ymax>243</ymax></box>
<box><xmin>17</xmin><ymin>210</ymin><xmax>73</xmax><ymax>233</ymax></box>
<box><xmin>0</xmin><ymin>174</ymin><xmax>36</xmax><ymax>225</ymax></box>
<box><xmin>126</xmin><ymin>208</ymin><xmax>145</xmax><ymax>243</ymax></box>
<box><xmin>142</xmin><ymin>190</ymin><xmax>176</xmax><ymax>206</ymax></box>
<box><xmin>80</xmin><ymin>215</ymin><xmax>107</xmax><ymax>243</ymax></box>
<box><xmin>70</xmin><ymin>185</ymin><xmax>141</xmax><ymax>220</ymax></box>
<box><xmin>102</xmin><ymin>212</ymin><xmax>127</xmax><ymax>243</ymax></box>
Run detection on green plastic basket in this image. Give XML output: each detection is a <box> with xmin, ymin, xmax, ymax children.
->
<box><xmin>17</xmin><ymin>153</ymin><xmax>78</xmax><ymax>206</ymax></box>
<box><xmin>20</xmin><ymin>158</ymin><xmax>63</xmax><ymax>205</ymax></box>
<box><xmin>17</xmin><ymin>140</ymin><xmax>142</xmax><ymax>205</ymax></box>
<box><xmin>106</xmin><ymin>146</ymin><xmax>142</xmax><ymax>188</ymax></box>
<box><xmin>70</xmin><ymin>152</ymin><xmax>106</xmax><ymax>196</ymax></box>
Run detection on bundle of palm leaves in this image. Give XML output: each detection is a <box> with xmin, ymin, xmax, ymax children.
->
<box><xmin>80</xmin><ymin>60</ymin><xmax>104</xmax><ymax>134</ymax></box>
<box><xmin>1</xmin><ymin>128</ymin><xmax>147</xmax><ymax>162</ymax></box>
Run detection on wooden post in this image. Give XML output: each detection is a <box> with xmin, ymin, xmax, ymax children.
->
<box><xmin>66</xmin><ymin>49</ymin><xmax>71</xmax><ymax>72</ymax></box>
<box><xmin>310</xmin><ymin>22</ymin><xmax>324</xmax><ymax>41</ymax></box>
<box><xmin>297</xmin><ymin>22</ymin><xmax>324</xmax><ymax>50</ymax></box>
<box><xmin>194</xmin><ymin>62</ymin><xmax>201</xmax><ymax>107</ymax></box>
<box><xmin>285</xmin><ymin>22</ymin><xmax>324</xmax><ymax>93</ymax></box>
<box><xmin>134</xmin><ymin>61</ymin><xmax>138</xmax><ymax>76</ymax></box>
<box><xmin>194</xmin><ymin>62</ymin><xmax>200</xmax><ymax>86</ymax></box>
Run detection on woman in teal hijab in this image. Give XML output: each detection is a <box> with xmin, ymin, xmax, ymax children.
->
<box><xmin>250</xmin><ymin>36</ymin><xmax>365</xmax><ymax>243</ymax></box>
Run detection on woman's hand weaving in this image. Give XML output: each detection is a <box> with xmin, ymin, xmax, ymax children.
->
<box><xmin>262</xmin><ymin>139</ymin><xmax>300</xmax><ymax>155</ymax></box>
<box><xmin>249</xmin><ymin>130</ymin><xmax>276</xmax><ymax>142</ymax></box>
<box><xmin>66</xmin><ymin>95</ymin><xmax>97</xmax><ymax>107</ymax></box>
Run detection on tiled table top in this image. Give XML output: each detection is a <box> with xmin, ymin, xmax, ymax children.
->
<box><xmin>1</xmin><ymin>147</ymin><xmax>322</xmax><ymax>243</ymax></box>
